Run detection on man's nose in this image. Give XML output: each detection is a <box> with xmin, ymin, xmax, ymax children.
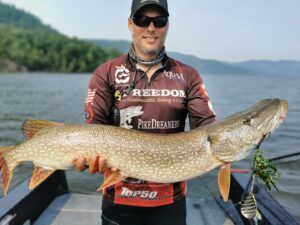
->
<box><xmin>147</xmin><ymin>22</ymin><xmax>156</xmax><ymax>30</ymax></box>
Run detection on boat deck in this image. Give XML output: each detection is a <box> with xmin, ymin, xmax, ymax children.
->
<box><xmin>33</xmin><ymin>193</ymin><xmax>235</xmax><ymax>225</ymax></box>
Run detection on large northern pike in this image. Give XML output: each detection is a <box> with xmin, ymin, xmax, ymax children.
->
<box><xmin>0</xmin><ymin>99</ymin><xmax>288</xmax><ymax>200</ymax></box>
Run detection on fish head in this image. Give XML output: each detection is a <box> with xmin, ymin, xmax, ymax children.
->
<box><xmin>207</xmin><ymin>99</ymin><xmax>288</xmax><ymax>162</ymax></box>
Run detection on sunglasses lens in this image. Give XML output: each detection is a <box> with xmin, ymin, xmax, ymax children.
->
<box><xmin>133</xmin><ymin>16</ymin><xmax>168</xmax><ymax>28</ymax></box>
<box><xmin>153</xmin><ymin>17</ymin><xmax>168</xmax><ymax>28</ymax></box>
<box><xmin>133</xmin><ymin>16</ymin><xmax>151</xmax><ymax>27</ymax></box>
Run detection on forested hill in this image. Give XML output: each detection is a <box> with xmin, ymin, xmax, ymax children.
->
<box><xmin>0</xmin><ymin>1</ymin><xmax>55</xmax><ymax>32</ymax></box>
<box><xmin>0</xmin><ymin>2</ymin><xmax>121</xmax><ymax>73</ymax></box>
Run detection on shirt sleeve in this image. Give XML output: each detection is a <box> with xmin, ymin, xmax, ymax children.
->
<box><xmin>187</xmin><ymin>69</ymin><xmax>216</xmax><ymax>129</ymax></box>
<box><xmin>84</xmin><ymin>64</ymin><xmax>113</xmax><ymax>125</ymax></box>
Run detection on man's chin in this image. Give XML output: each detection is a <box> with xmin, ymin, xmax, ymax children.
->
<box><xmin>141</xmin><ymin>47</ymin><xmax>161</xmax><ymax>56</ymax></box>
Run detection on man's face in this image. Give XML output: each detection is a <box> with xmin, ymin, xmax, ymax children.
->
<box><xmin>128</xmin><ymin>6</ymin><xmax>169</xmax><ymax>59</ymax></box>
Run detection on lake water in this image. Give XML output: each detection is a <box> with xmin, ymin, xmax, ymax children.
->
<box><xmin>0</xmin><ymin>73</ymin><xmax>300</xmax><ymax>211</ymax></box>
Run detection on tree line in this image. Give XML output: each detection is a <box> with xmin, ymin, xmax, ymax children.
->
<box><xmin>0</xmin><ymin>25</ymin><xmax>121</xmax><ymax>72</ymax></box>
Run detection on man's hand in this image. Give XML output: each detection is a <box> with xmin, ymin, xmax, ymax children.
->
<box><xmin>73</xmin><ymin>154</ymin><xmax>118</xmax><ymax>174</ymax></box>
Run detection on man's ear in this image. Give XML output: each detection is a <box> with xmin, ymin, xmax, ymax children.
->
<box><xmin>128</xmin><ymin>18</ymin><xmax>133</xmax><ymax>32</ymax></box>
<box><xmin>166</xmin><ymin>21</ymin><xmax>169</xmax><ymax>32</ymax></box>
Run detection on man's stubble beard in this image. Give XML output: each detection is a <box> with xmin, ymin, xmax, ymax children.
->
<box><xmin>131</xmin><ymin>30</ymin><xmax>168</xmax><ymax>58</ymax></box>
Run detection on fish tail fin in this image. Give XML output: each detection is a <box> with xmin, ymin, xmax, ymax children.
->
<box><xmin>0</xmin><ymin>146</ymin><xmax>16</xmax><ymax>196</ymax></box>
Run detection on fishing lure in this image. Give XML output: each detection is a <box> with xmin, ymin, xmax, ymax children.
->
<box><xmin>241</xmin><ymin>149</ymin><xmax>280</xmax><ymax>220</ymax></box>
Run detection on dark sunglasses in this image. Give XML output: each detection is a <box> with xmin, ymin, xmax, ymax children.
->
<box><xmin>132</xmin><ymin>15</ymin><xmax>168</xmax><ymax>28</ymax></box>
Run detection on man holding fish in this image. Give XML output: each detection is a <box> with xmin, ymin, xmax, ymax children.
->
<box><xmin>0</xmin><ymin>1</ymin><xmax>288</xmax><ymax>225</ymax></box>
<box><xmin>77</xmin><ymin>0</ymin><xmax>216</xmax><ymax>224</ymax></box>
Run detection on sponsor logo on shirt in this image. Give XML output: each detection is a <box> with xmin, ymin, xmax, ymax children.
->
<box><xmin>126</xmin><ymin>89</ymin><xmax>186</xmax><ymax>98</ymax></box>
<box><xmin>163</xmin><ymin>70</ymin><xmax>184</xmax><ymax>81</ymax></box>
<box><xmin>120</xmin><ymin>106</ymin><xmax>144</xmax><ymax>129</ymax></box>
<box><xmin>119</xmin><ymin>187</ymin><xmax>158</xmax><ymax>199</ymax></box>
<box><xmin>114</xmin><ymin>184</ymin><xmax>174</xmax><ymax>206</ymax></box>
<box><xmin>115</xmin><ymin>65</ymin><xmax>130</xmax><ymax>84</ymax></box>
<box><xmin>138</xmin><ymin>119</ymin><xmax>180</xmax><ymax>130</ymax></box>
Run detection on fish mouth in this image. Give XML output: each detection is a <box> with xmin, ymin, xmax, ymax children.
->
<box><xmin>279</xmin><ymin>100</ymin><xmax>288</xmax><ymax>122</ymax></box>
<box><xmin>257</xmin><ymin>99</ymin><xmax>288</xmax><ymax>145</ymax></box>
<box><xmin>267</xmin><ymin>99</ymin><xmax>288</xmax><ymax>133</ymax></box>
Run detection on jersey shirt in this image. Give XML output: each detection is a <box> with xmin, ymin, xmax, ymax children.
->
<box><xmin>84</xmin><ymin>54</ymin><xmax>216</xmax><ymax>207</ymax></box>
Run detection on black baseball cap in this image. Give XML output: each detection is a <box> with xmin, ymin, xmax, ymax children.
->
<box><xmin>130</xmin><ymin>0</ymin><xmax>169</xmax><ymax>18</ymax></box>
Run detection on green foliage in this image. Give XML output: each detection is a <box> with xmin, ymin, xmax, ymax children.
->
<box><xmin>0</xmin><ymin>25</ymin><xmax>121</xmax><ymax>72</ymax></box>
<box><xmin>0</xmin><ymin>2</ymin><xmax>122</xmax><ymax>72</ymax></box>
<box><xmin>253</xmin><ymin>149</ymin><xmax>280</xmax><ymax>191</ymax></box>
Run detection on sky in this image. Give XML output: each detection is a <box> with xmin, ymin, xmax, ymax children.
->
<box><xmin>2</xmin><ymin>0</ymin><xmax>300</xmax><ymax>62</ymax></box>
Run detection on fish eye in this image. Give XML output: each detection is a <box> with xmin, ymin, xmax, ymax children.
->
<box><xmin>243</xmin><ymin>116</ymin><xmax>253</xmax><ymax>126</ymax></box>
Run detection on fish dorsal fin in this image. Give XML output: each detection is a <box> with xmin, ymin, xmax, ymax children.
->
<box><xmin>22</xmin><ymin>119</ymin><xmax>63</xmax><ymax>139</ymax></box>
<box><xmin>97</xmin><ymin>171</ymin><xmax>126</xmax><ymax>192</ymax></box>
<box><xmin>29</xmin><ymin>166</ymin><xmax>56</xmax><ymax>190</ymax></box>
<box><xmin>218</xmin><ymin>163</ymin><xmax>231</xmax><ymax>202</ymax></box>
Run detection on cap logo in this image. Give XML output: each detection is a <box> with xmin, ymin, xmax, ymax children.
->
<box><xmin>141</xmin><ymin>0</ymin><xmax>160</xmax><ymax>3</ymax></box>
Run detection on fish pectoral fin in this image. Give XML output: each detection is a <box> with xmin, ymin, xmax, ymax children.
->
<box><xmin>29</xmin><ymin>166</ymin><xmax>56</xmax><ymax>190</ymax></box>
<box><xmin>97</xmin><ymin>171</ymin><xmax>126</xmax><ymax>192</ymax></box>
<box><xmin>22</xmin><ymin>119</ymin><xmax>64</xmax><ymax>139</ymax></box>
<box><xmin>218</xmin><ymin>163</ymin><xmax>231</xmax><ymax>202</ymax></box>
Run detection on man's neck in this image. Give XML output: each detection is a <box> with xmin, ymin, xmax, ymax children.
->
<box><xmin>137</xmin><ymin>63</ymin><xmax>162</xmax><ymax>79</ymax></box>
